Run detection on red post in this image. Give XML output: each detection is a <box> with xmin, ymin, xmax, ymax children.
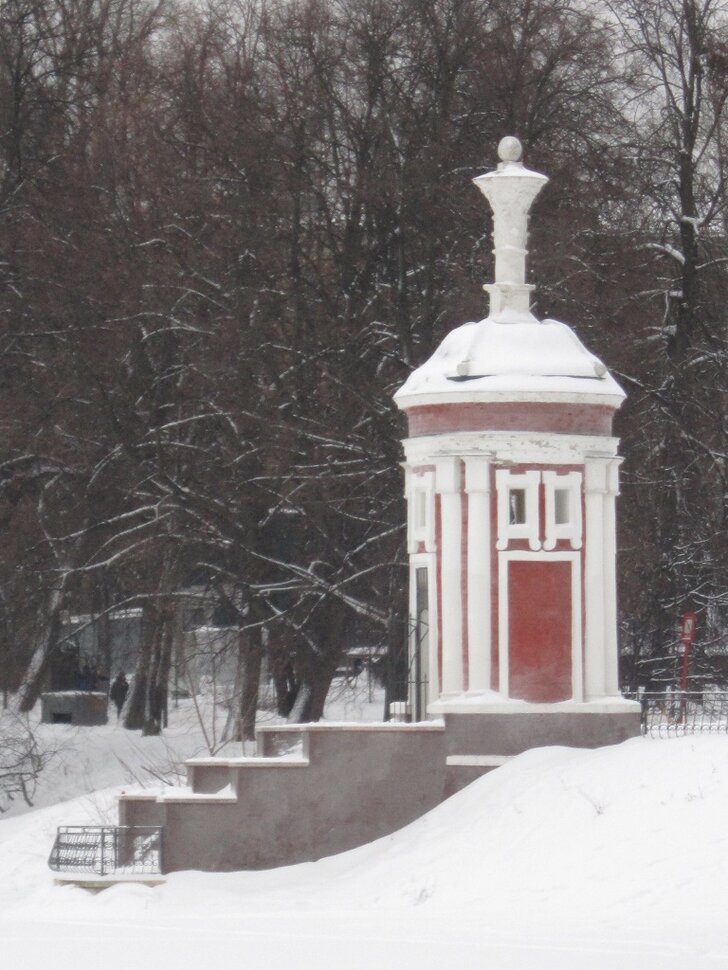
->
<box><xmin>678</xmin><ymin>612</ymin><xmax>697</xmax><ymax>722</ymax></box>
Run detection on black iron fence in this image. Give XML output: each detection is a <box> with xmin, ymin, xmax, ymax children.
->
<box><xmin>48</xmin><ymin>825</ymin><xmax>163</xmax><ymax>876</ymax></box>
<box><xmin>389</xmin><ymin>674</ymin><xmax>430</xmax><ymax>721</ymax></box>
<box><xmin>639</xmin><ymin>691</ymin><xmax>728</xmax><ymax>737</ymax></box>
<box><xmin>386</xmin><ymin>610</ymin><xmax>430</xmax><ymax>722</ymax></box>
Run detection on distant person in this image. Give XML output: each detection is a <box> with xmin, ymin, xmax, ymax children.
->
<box><xmin>110</xmin><ymin>672</ymin><xmax>129</xmax><ymax>719</ymax></box>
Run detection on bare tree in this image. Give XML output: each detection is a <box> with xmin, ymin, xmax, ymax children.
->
<box><xmin>0</xmin><ymin>712</ymin><xmax>52</xmax><ymax>812</ymax></box>
<box><xmin>607</xmin><ymin>0</ymin><xmax>728</xmax><ymax>683</ymax></box>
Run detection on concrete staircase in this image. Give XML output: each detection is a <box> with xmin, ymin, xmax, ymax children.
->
<box><xmin>119</xmin><ymin>721</ymin><xmax>448</xmax><ymax>872</ymax></box>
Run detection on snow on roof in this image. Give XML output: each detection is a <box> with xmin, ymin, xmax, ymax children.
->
<box><xmin>394</xmin><ymin>315</ymin><xmax>625</xmax><ymax>407</ymax></box>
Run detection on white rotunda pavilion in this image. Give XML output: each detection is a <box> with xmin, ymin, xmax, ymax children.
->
<box><xmin>395</xmin><ymin>137</ymin><xmax>639</xmax><ymax>755</ymax></box>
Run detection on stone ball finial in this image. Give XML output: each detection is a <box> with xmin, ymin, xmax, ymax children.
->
<box><xmin>497</xmin><ymin>136</ymin><xmax>522</xmax><ymax>163</ymax></box>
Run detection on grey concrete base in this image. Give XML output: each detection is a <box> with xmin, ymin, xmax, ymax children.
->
<box><xmin>121</xmin><ymin>723</ymin><xmax>446</xmax><ymax>873</ymax></box>
<box><xmin>118</xmin><ymin>706</ymin><xmax>641</xmax><ymax>874</ymax></box>
<box><xmin>444</xmin><ymin>710</ymin><xmax>641</xmax><ymax>757</ymax></box>
<box><xmin>41</xmin><ymin>692</ymin><xmax>108</xmax><ymax>726</ymax></box>
<box><xmin>118</xmin><ymin>793</ymin><xmax>165</xmax><ymax>828</ymax></box>
<box><xmin>445</xmin><ymin>763</ymin><xmax>498</xmax><ymax>797</ymax></box>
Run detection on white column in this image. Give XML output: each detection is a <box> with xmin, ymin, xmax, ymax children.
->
<box><xmin>435</xmin><ymin>457</ymin><xmax>463</xmax><ymax>696</ymax></box>
<box><xmin>465</xmin><ymin>457</ymin><xmax>491</xmax><ymax>693</ymax></box>
<box><xmin>584</xmin><ymin>459</ymin><xmax>608</xmax><ymax>698</ymax></box>
<box><xmin>405</xmin><ymin>466</ymin><xmax>415</xmax><ymax>554</ymax></box>
<box><xmin>603</xmin><ymin>460</ymin><xmax>621</xmax><ymax>696</ymax></box>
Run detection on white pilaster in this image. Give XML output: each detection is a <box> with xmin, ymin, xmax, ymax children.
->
<box><xmin>464</xmin><ymin>457</ymin><xmax>491</xmax><ymax>692</ymax></box>
<box><xmin>407</xmin><ymin>468</ymin><xmax>435</xmax><ymax>554</ymax></box>
<box><xmin>435</xmin><ymin>457</ymin><xmax>463</xmax><ymax>696</ymax></box>
<box><xmin>603</xmin><ymin>459</ymin><xmax>621</xmax><ymax>696</ymax></box>
<box><xmin>584</xmin><ymin>459</ymin><xmax>608</xmax><ymax>698</ymax></box>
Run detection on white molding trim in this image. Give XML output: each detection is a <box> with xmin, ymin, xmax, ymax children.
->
<box><xmin>446</xmin><ymin>754</ymin><xmax>512</xmax><ymax>767</ymax></box>
<box><xmin>255</xmin><ymin>722</ymin><xmax>446</xmax><ymax>733</ymax></box>
<box><xmin>498</xmin><ymin>550</ymin><xmax>583</xmax><ymax>702</ymax></box>
<box><xmin>429</xmin><ymin>697</ymin><xmax>640</xmax><ymax>715</ymax></box>
<box><xmin>395</xmin><ymin>390</ymin><xmax>625</xmax><ymax>408</ymax></box>
<box><xmin>159</xmin><ymin>791</ymin><xmax>239</xmax><ymax>803</ymax></box>
<box><xmin>403</xmin><ymin>431</ymin><xmax>620</xmax><ymax>468</ymax></box>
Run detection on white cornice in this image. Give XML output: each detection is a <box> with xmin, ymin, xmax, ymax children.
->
<box><xmin>396</xmin><ymin>388</ymin><xmax>624</xmax><ymax>408</ymax></box>
<box><xmin>402</xmin><ymin>430</ymin><xmax>620</xmax><ymax>465</ymax></box>
<box><xmin>430</xmin><ymin>697</ymin><xmax>640</xmax><ymax>715</ymax></box>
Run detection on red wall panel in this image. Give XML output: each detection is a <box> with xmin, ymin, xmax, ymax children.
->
<box><xmin>508</xmin><ymin>560</ymin><xmax>572</xmax><ymax>702</ymax></box>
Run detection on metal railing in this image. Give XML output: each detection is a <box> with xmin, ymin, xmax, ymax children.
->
<box><xmin>639</xmin><ymin>691</ymin><xmax>728</xmax><ymax>737</ymax></box>
<box><xmin>389</xmin><ymin>674</ymin><xmax>430</xmax><ymax>722</ymax></box>
<box><xmin>48</xmin><ymin>825</ymin><xmax>164</xmax><ymax>876</ymax></box>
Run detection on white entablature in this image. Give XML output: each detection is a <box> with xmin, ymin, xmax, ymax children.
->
<box><xmin>402</xmin><ymin>431</ymin><xmax>621</xmax><ymax>466</ymax></box>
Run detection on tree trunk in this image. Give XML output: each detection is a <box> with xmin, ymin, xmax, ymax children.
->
<box><xmin>94</xmin><ymin>572</ymin><xmax>113</xmax><ymax>684</ymax></box>
<box><xmin>287</xmin><ymin>682</ymin><xmax>313</xmax><ymax>723</ymax></box>
<box><xmin>16</xmin><ymin>568</ymin><xmax>71</xmax><ymax>713</ymax></box>
<box><xmin>239</xmin><ymin>628</ymin><xmax>262</xmax><ymax>742</ymax></box>
<box><xmin>222</xmin><ymin>628</ymin><xmax>263</xmax><ymax>743</ymax></box>
<box><xmin>123</xmin><ymin>603</ymin><xmax>157</xmax><ymax>730</ymax></box>
<box><xmin>142</xmin><ymin>605</ymin><xmax>173</xmax><ymax>736</ymax></box>
<box><xmin>286</xmin><ymin>657</ymin><xmax>340</xmax><ymax>724</ymax></box>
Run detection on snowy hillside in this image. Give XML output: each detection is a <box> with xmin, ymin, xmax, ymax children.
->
<box><xmin>1</xmin><ymin>731</ymin><xmax>727</xmax><ymax>969</ymax></box>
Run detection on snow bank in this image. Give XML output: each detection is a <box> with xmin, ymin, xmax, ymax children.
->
<box><xmin>1</xmin><ymin>735</ymin><xmax>727</xmax><ymax>968</ymax></box>
<box><xmin>0</xmin><ymin>703</ymin><xmax>224</xmax><ymax>818</ymax></box>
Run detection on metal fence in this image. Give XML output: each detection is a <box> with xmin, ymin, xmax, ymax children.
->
<box><xmin>639</xmin><ymin>691</ymin><xmax>728</xmax><ymax>737</ymax></box>
<box><xmin>48</xmin><ymin>825</ymin><xmax>163</xmax><ymax>876</ymax></box>
<box><xmin>389</xmin><ymin>674</ymin><xmax>430</xmax><ymax>722</ymax></box>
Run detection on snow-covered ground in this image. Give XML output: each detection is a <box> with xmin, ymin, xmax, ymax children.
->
<box><xmin>0</xmin><ymin>674</ymin><xmax>386</xmax><ymax>819</ymax></box>
<box><xmin>1</xmin><ymin>691</ymin><xmax>727</xmax><ymax>968</ymax></box>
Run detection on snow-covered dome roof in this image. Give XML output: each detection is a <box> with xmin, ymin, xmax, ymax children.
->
<box><xmin>394</xmin><ymin>316</ymin><xmax>624</xmax><ymax>406</ymax></box>
<box><xmin>394</xmin><ymin>137</ymin><xmax>625</xmax><ymax>410</ymax></box>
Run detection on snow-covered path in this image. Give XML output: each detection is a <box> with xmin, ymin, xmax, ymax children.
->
<box><xmin>2</xmin><ymin>734</ymin><xmax>728</xmax><ymax>968</ymax></box>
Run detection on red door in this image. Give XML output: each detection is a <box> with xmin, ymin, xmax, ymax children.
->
<box><xmin>508</xmin><ymin>560</ymin><xmax>572</xmax><ymax>702</ymax></box>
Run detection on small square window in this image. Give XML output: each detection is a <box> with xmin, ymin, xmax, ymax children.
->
<box><xmin>542</xmin><ymin>471</ymin><xmax>582</xmax><ymax>551</ymax></box>
<box><xmin>496</xmin><ymin>469</ymin><xmax>541</xmax><ymax>551</ymax></box>
<box><xmin>509</xmin><ymin>488</ymin><xmax>527</xmax><ymax>525</ymax></box>
<box><xmin>554</xmin><ymin>488</ymin><xmax>571</xmax><ymax>525</ymax></box>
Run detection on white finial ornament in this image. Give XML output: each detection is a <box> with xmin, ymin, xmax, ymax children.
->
<box><xmin>472</xmin><ymin>136</ymin><xmax>548</xmax><ymax>321</ymax></box>
<box><xmin>394</xmin><ymin>132</ymin><xmax>623</xmax><ymax>389</ymax></box>
<box><xmin>497</xmin><ymin>136</ymin><xmax>522</xmax><ymax>163</ymax></box>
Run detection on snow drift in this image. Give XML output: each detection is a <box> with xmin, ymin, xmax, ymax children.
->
<box><xmin>1</xmin><ymin>735</ymin><xmax>727</xmax><ymax>969</ymax></box>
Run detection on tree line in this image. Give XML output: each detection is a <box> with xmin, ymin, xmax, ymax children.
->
<box><xmin>1</xmin><ymin>0</ymin><xmax>728</xmax><ymax>734</ymax></box>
